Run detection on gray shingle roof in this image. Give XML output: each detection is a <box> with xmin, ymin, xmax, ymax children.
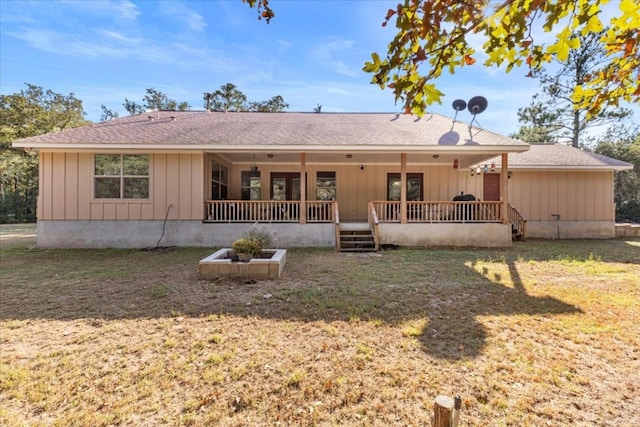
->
<box><xmin>13</xmin><ymin>110</ymin><xmax>528</xmax><ymax>151</ymax></box>
<box><xmin>489</xmin><ymin>144</ymin><xmax>633</xmax><ymax>171</ymax></box>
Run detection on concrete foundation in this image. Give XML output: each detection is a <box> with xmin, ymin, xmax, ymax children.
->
<box><xmin>378</xmin><ymin>223</ymin><xmax>512</xmax><ymax>247</ymax></box>
<box><xmin>526</xmin><ymin>221</ymin><xmax>616</xmax><ymax>239</ymax></box>
<box><xmin>36</xmin><ymin>221</ymin><xmax>335</xmax><ymax>249</ymax></box>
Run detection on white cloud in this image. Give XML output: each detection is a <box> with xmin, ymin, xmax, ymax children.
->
<box><xmin>309</xmin><ymin>38</ymin><xmax>359</xmax><ymax>77</ymax></box>
<box><xmin>60</xmin><ymin>0</ymin><xmax>140</xmax><ymax>20</ymax></box>
<box><xmin>160</xmin><ymin>2</ymin><xmax>207</xmax><ymax>32</ymax></box>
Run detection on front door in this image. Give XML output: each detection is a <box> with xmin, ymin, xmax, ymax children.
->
<box><xmin>271</xmin><ymin>172</ymin><xmax>301</xmax><ymax>200</ymax></box>
<box><xmin>483</xmin><ymin>173</ymin><xmax>501</xmax><ymax>201</ymax></box>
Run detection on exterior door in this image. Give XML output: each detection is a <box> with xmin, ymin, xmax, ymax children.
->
<box><xmin>483</xmin><ymin>173</ymin><xmax>501</xmax><ymax>201</ymax></box>
<box><xmin>271</xmin><ymin>172</ymin><xmax>302</xmax><ymax>200</ymax></box>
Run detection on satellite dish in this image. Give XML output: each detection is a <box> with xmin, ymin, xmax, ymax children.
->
<box><xmin>452</xmin><ymin>99</ymin><xmax>467</xmax><ymax>111</ymax></box>
<box><xmin>467</xmin><ymin>96</ymin><xmax>488</xmax><ymax>115</ymax></box>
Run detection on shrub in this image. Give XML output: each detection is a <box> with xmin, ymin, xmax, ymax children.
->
<box><xmin>231</xmin><ymin>238</ymin><xmax>262</xmax><ymax>256</ymax></box>
<box><xmin>242</xmin><ymin>223</ymin><xmax>277</xmax><ymax>249</ymax></box>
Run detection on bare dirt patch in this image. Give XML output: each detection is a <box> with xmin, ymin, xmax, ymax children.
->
<box><xmin>1</xmin><ymin>232</ymin><xmax>639</xmax><ymax>426</ymax></box>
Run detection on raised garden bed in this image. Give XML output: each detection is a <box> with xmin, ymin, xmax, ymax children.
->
<box><xmin>199</xmin><ymin>248</ymin><xmax>286</xmax><ymax>280</ymax></box>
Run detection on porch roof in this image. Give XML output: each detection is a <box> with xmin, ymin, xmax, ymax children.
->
<box><xmin>487</xmin><ymin>144</ymin><xmax>633</xmax><ymax>171</ymax></box>
<box><xmin>13</xmin><ymin>111</ymin><xmax>529</xmax><ymax>157</ymax></box>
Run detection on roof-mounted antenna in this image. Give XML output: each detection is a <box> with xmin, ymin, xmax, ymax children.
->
<box><xmin>467</xmin><ymin>96</ymin><xmax>487</xmax><ymax>138</ymax></box>
<box><xmin>450</xmin><ymin>99</ymin><xmax>466</xmax><ymax>130</ymax></box>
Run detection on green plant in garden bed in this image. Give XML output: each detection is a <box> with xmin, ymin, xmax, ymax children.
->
<box><xmin>231</xmin><ymin>223</ymin><xmax>277</xmax><ymax>258</ymax></box>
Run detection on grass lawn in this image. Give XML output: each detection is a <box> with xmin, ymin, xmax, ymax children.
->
<box><xmin>1</xmin><ymin>225</ymin><xmax>639</xmax><ymax>426</ymax></box>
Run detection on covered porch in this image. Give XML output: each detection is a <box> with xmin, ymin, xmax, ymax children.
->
<box><xmin>203</xmin><ymin>150</ymin><xmax>527</xmax><ymax>249</ymax></box>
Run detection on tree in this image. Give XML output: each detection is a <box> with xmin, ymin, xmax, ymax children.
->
<box><xmin>511</xmin><ymin>94</ymin><xmax>562</xmax><ymax>144</ymax></box>
<box><xmin>203</xmin><ymin>83</ymin><xmax>289</xmax><ymax>112</ymax></box>
<box><xmin>100</xmin><ymin>104</ymin><xmax>119</xmax><ymax>122</ymax></box>
<box><xmin>513</xmin><ymin>30</ymin><xmax>632</xmax><ymax>146</ymax></box>
<box><xmin>0</xmin><ymin>84</ymin><xmax>87</xmax><ymax>223</ymax></box>
<box><xmin>122</xmin><ymin>88</ymin><xmax>190</xmax><ymax>116</ymax></box>
<box><xmin>593</xmin><ymin>124</ymin><xmax>640</xmax><ymax>222</ymax></box>
<box><xmin>246</xmin><ymin>0</ymin><xmax>640</xmax><ymax>117</ymax></box>
<box><xmin>248</xmin><ymin>95</ymin><xmax>289</xmax><ymax>112</ymax></box>
<box><xmin>204</xmin><ymin>83</ymin><xmax>248</xmax><ymax>112</ymax></box>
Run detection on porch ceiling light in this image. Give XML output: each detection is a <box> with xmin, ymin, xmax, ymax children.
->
<box><xmin>453</xmin><ymin>158</ymin><xmax>459</xmax><ymax>169</ymax></box>
<box><xmin>250</xmin><ymin>155</ymin><xmax>259</xmax><ymax>172</ymax></box>
<box><xmin>346</xmin><ymin>154</ymin><xmax>352</xmax><ymax>159</ymax></box>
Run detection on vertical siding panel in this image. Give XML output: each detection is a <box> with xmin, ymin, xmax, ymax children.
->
<box><xmin>593</xmin><ymin>172</ymin><xmax>605</xmax><ymax>220</ymax></box>
<box><xmin>528</xmin><ymin>172</ymin><xmax>545</xmax><ymax>220</ymax></box>
<box><xmin>90</xmin><ymin>203</ymin><xmax>103</xmax><ymax>220</ymax></box>
<box><xmin>535</xmin><ymin>172</ymin><xmax>546</xmax><ymax>221</ymax></box>
<box><xmin>575</xmin><ymin>172</ymin><xmax>586</xmax><ymax>220</ymax></box>
<box><xmin>604</xmin><ymin>171</ymin><xmax>614</xmax><ymax>220</ymax></box>
<box><xmin>179</xmin><ymin>154</ymin><xmax>192</xmax><ymax>219</ymax></box>
<box><xmin>128</xmin><ymin>203</ymin><xmax>141</xmax><ymax>220</ymax></box>
<box><xmin>40</xmin><ymin>153</ymin><xmax>50</xmax><ymax>219</ymax></box>
<box><xmin>521</xmin><ymin>172</ymin><xmax>532</xmax><ymax>219</ymax></box>
<box><xmin>65</xmin><ymin>153</ymin><xmax>78</xmax><ymax>220</ymax></box>
<box><xmin>563</xmin><ymin>172</ymin><xmax>576</xmax><ymax>220</ymax></box>
<box><xmin>116</xmin><ymin>202</ymin><xmax>127</xmax><ymax>220</ymax></box>
<box><xmin>103</xmin><ymin>202</ymin><xmax>116</xmax><ymax>220</ymax></box>
<box><xmin>153</xmin><ymin>154</ymin><xmax>167</xmax><ymax>219</ymax></box>
<box><xmin>191</xmin><ymin>153</ymin><xmax>204</xmax><ymax>220</ymax></box>
<box><xmin>51</xmin><ymin>153</ymin><xmax>65</xmax><ymax>219</ymax></box>
<box><xmin>165</xmin><ymin>154</ymin><xmax>180</xmax><ymax>219</ymax></box>
<box><xmin>77</xmin><ymin>153</ymin><xmax>92</xmax><ymax>220</ymax></box>
<box><xmin>141</xmin><ymin>203</ymin><xmax>154</xmax><ymax>220</ymax></box>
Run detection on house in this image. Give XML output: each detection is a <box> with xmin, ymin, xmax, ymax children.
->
<box><xmin>12</xmin><ymin>111</ymin><xmax>632</xmax><ymax>249</ymax></box>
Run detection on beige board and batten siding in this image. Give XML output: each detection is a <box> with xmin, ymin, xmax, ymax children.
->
<box><xmin>507</xmin><ymin>171</ymin><xmax>614</xmax><ymax>221</ymax></box>
<box><xmin>39</xmin><ymin>152</ymin><xmax>204</xmax><ymax>221</ymax></box>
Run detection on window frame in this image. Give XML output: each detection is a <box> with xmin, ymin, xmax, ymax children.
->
<box><xmin>241</xmin><ymin>170</ymin><xmax>262</xmax><ymax>200</ymax></box>
<box><xmin>210</xmin><ymin>159</ymin><xmax>229</xmax><ymax>200</ymax></box>
<box><xmin>315</xmin><ymin>171</ymin><xmax>336</xmax><ymax>201</ymax></box>
<box><xmin>93</xmin><ymin>154</ymin><xmax>150</xmax><ymax>200</ymax></box>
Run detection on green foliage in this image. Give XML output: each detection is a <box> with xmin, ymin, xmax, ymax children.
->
<box><xmin>510</xmin><ymin>94</ymin><xmax>563</xmax><ymax>144</ymax></box>
<box><xmin>232</xmin><ymin>224</ymin><xmax>277</xmax><ymax>256</ymax></box>
<box><xmin>248</xmin><ymin>95</ymin><xmax>289</xmax><ymax>112</ymax></box>
<box><xmin>100</xmin><ymin>104</ymin><xmax>119</xmax><ymax>121</ymax></box>
<box><xmin>513</xmin><ymin>30</ymin><xmax>632</xmax><ymax>147</ymax></box>
<box><xmin>356</xmin><ymin>0</ymin><xmax>640</xmax><ymax>117</ymax></box>
<box><xmin>242</xmin><ymin>223</ymin><xmax>276</xmax><ymax>248</ymax></box>
<box><xmin>593</xmin><ymin>124</ymin><xmax>640</xmax><ymax>222</ymax></box>
<box><xmin>121</xmin><ymin>88</ymin><xmax>190</xmax><ymax>116</ymax></box>
<box><xmin>231</xmin><ymin>238</ymin><xmax>263</xmax><ymax>256</ymax></box>
<box><xmin>0</xmin><ymin>83</ymin><xmax>87</xmax><ymax>223</ymax></box>
<box><xmin>0</xmin><ymin>83</ymin><xmax>87</xmax><ymax>147</ymax></box>
<box><xmin>203</xmin><ymin>83</ymin><xmax>289</xmax><ymax>112</ymax></box>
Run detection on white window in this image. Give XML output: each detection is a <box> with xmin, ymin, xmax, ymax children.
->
<box><xmin>94</xmin><ymin>154</ymin><xmax>149</xmax><ymax>199</ymax></box>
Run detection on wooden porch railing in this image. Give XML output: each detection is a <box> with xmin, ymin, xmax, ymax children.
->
<box><xmin>508</xmin><ymin>204</ymin><xmax>527</xmax><ymax>241</ymax></box>
<box><xmin>204</xmin><ymin>200</ymin><xmax>336</xmax><ymax>223</ymax></box>
<box><xmin>371</xmin><ymin>201</ymin><xmax>503</xmax><ymax>223</ymax></box>
<box><xmin>368</xmin><ymin>201</ymin><xmax>380</xmax><ymax>252</ymax></box>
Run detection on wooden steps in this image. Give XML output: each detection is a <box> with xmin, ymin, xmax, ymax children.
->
<box><xmin>339</xmin><ymin>226</ymin><xmax>375</xmax><ymax>252</ymax></box>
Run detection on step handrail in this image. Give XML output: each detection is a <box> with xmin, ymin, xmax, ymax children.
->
<box><xmin>368</xmin><ymin>201</ymin><xmax>380</xmax><ymax>252</ymax></box>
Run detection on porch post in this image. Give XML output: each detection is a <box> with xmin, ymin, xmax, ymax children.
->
<box><xmin>501</xmin><ymin>152</ymin><xmax>509</xmax><ymax>224</ymax></box>
<box><xmin>401</xmin><ymin>153</ymin><xmax>407</xmax><ymax>224</ymax></box>
<box><xmin>300</xmin><ymin>152</ymin><xmax>307</xmax><ymax>224</ymax></box>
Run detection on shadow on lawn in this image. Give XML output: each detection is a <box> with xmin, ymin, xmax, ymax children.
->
<box><xmin>10</xmin><ymin>239</ymin><xmax>635</xmax><ymax>360</ymax></box>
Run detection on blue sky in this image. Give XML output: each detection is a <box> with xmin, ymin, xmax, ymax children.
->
<box><xmin>0</xmin><ymin>0</ymin><xmax>635</xmax><ymax>137</ymax></box>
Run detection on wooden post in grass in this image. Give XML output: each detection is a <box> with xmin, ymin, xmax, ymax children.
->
<box><xmin>432</xmin><ymin>395</ymin><xmax>462</xmax><ymax>427</ymax></box>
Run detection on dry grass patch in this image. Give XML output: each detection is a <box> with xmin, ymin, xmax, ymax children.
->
<box><xmin>1</xmin><ymin>230</ymin><xmax>639</xmax><ymax>426</ymax></box>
